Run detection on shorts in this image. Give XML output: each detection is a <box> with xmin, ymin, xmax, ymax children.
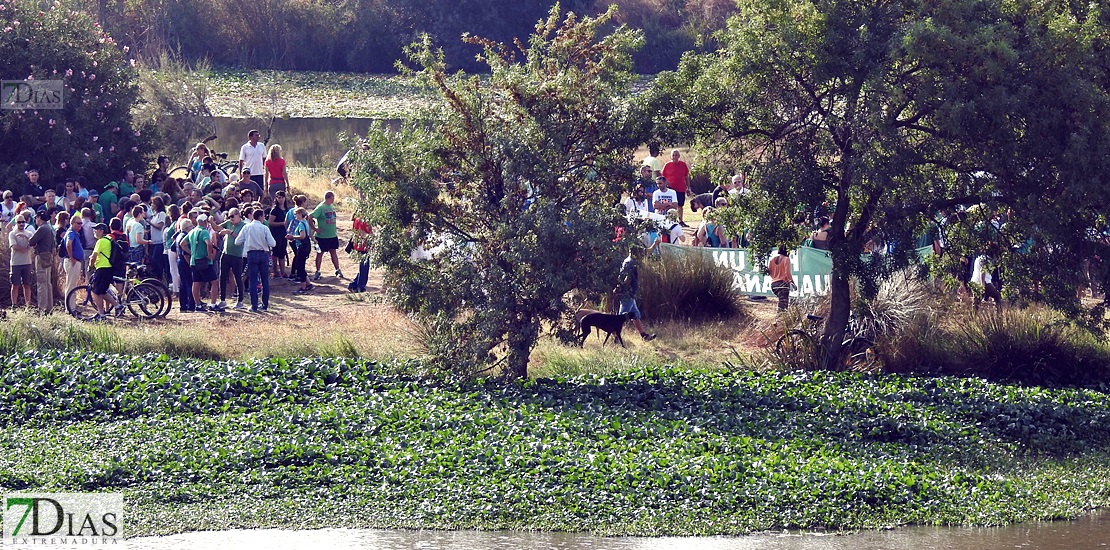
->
<box><xmin>92</xmin><ymin>267</ymin><xmax>113</xmax><ymax>295</ymax></box>
<box><xmin>9</xmin><ymin>264</ymin><xmax>31</xmax><ymax>286</ymax></box>
<box><xmin>191</xmin><ymin>264</ymin><xmax>217</xmax><ymax>283</ymax></box>
<box><xmin>618</xmin><ymin>296</ymin><xmax>641</xmax><ymax>320</ymax></box>
<box><xmin>675</xmin><ymin>191</ymin><xmax>686</xmax><ymax>207</ymax></box>
<box><xmin>317</xmin><ymin>236</ymin><xmax>339</xmax><ymax>252</ymax></box>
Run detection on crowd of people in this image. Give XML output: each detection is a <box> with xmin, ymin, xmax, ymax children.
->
<box><xmin>4</xmin><ymin>130</ymin><xmax>369</xmax><ymax>318</ymax></box>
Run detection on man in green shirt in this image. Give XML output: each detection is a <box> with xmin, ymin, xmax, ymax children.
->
<box><xmin>216</xmin><ymin>208</ymin><xmax>247</xmax><ymax>310</ymax></box>
<box><xmin>186</xmin><ymin>214</ymin><xmax>219</xmax><ymax>312</ymax></box>
<box><xmin>310</xmin><ymin>191</ymin><xmax>343</xmax><ymax>280</ymax></box>
<box><xmin>98</xmin><ymin>182</ymin><xmax>120</xmax><ymax>218</ymax></box>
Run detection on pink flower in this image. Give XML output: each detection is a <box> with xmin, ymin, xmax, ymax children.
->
<box><xmin>129</xmin><ymin>59</ymin><xmax>136</xmax><ymax>67</ymax></box>
<box><xmin>48</xmin><ymin>118</ymin><xmax>55</xmax><ymax>126</ymax></box>
<box><xmin>98</xmin><ymin>147</ymin><xmax>103</xmax><ymax>153</ymax></box>
<box><xmin>92</xmin><ymin>136</ymin><xmax>98</xmax><ymax>141</ymax></box>
<box><xmin>92</xmin><ymin>61</ymin><xmax>97</xmax><ymax>67</ymax></box>
<box><xmin>113</xmin><ymin>127</ymin><xmax>119</xmax><ymax>132</ymax></box>
<box><xmin>65</xmin><ymin>68</ymin><xmax>72</xmax><ymax>77</ymax></box>
<box><xmin>133</xmin><ymin>130</ymin><xmax>140</xmax><ymax>136</ymax></box>
<box><xmin>60</xmin><ymin>162</ymin><xmax>67</xmax><ymax>169</ymax></box>
<box><xmin>109</xmin><ymin>146</ymin><xmax>115</xmax><ymax>152</ymax></box>
<box><xmin>84</xmin><ymin>153</ymin><xmax>89</xmax><ymax>157</ymax></box>
<box><xmin>131</xmin><ymin>147</ymin><xmax>138</xmax><ymax>152</ymax></box>
<box><xmin>26</xmin><ymin>74</ymin><xmax>33</xmax><ymax>80</ymax></box>
<box><xmin>89</xmin><ymin>74</ymin><xmax>95</xmax><ymax>80</ymax></box>
<box><xmin>122</xmin><ymin>46</ymin><xmax>128</xmax><ymax>53</ymax></box>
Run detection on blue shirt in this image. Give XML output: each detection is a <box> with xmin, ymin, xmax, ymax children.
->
<box><xmin>64</xmin><ymin>229</ymin><xmax>85</xmax><ymax>261</ymax></box>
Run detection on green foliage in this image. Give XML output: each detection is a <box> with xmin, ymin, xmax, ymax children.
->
<box><xmin>638</xmin><ymin>249</ymin><xmax>745</xmax><ymax>322</ymax></box>
<box><xmin>63</xmin><ymin>0</ymin><xmax>725</xmax><ymax>75</ymax></box>
<box><xmin>134</xmin><ymin>54</ymin><xmax>215</xmax><ymax>159</ymax></box>
<box><xmin>646</xmin><ymin>0</ymin><xmax>1110</xmax><ymax>354</ymax></box>
<box><xmin>2</xmin><ymin>352</ymin><xmax>1110</xmax><ymax>535</ymax></box>
<box><xmin>350</xmin><ymin>6</ymin><xmax>646</xmax><ymax>378</ymax></box>
<box><xmin>0</xmin><ymin>1</ymin><xmax>155</xmax><ymax>186</ymax></box>
<box><xmin>883</xmin><ymin>309</ymin><xmax>1110</xmax><ymax>389</ymax></box>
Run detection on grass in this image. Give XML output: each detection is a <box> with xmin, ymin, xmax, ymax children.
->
<box><xmin>1</xmin><ymin>353</ymin><xmax>1108</xmax><ymax>537</ymax></box>
<box><xmin>0</xmin><ymin>306</ymin><xmax>416</xmax><ymax>362</ymax></box>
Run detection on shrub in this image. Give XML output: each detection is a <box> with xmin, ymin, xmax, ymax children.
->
<box><xmin>638</xmin><ymin>249</ymin><xmax>745</xmax><ymax>322</ymax></box>
<box><xmin>883</xmin><ymin>308</ymin><xmax>1110</xmax><ymax>388</ymax></box>
<box><xmin>0</xmin><ymin>1</ymin><xmax>154</xmax><ymax>188</ymax></box>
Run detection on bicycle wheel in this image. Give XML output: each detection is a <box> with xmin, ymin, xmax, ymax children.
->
<box><xmin>168</xmin><ymin>166</ymin><xmax>191</xmax><ymax>180</ymax></box>
<box><xmin>138</xmin><ymin>278</ymin><xmax>172</xmax><ymax>317</ymax></box>
<box><xmin>125</xmin><ymin>283</ymin><xmax>165</xmax><ymax>319</ymax></box>
<box><xmin>840</xmin><ymin>337</ymin><xmax>877</xmax><ymax>372</ymax></box>
<box><xmin>66</xmin><ymin>285</ymin><xmax>99</xmax><ymax>321</ymax></box>
<box><xmin>775</xmin><ymin>329</ymin><xmax>818</xmax><ymax>370</ymax></box>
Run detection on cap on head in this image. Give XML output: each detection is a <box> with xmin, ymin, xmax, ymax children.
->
<box><xmin>93</xmin><ymin>223</ymin><xmax>108</xmax><ymax>232</ymax></box>
<box><xmin>197</xmin><ymin>214</ymin><xmax>209</xmax><ymax>222</ymax></box>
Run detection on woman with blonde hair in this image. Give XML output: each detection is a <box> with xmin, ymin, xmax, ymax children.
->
<box><xmin>188</xmin><ymin>143</ymin><xmax>210</xmax><ymax>178</ymax></box>
<box><xmin>264</xmin><ymin>143</ymin><xmax>289</xmax><ymax>199</ymax></box>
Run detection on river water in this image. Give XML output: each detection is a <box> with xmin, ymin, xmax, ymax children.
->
<box><xmin>130</xmin><ymin>510</ymin><xmax>1108</xmax><ymax>549</ymax></box>
<box><xmin>204</xmin><ymin>117</ymin><xmax>395</xmax><ymax>169</ymax></box>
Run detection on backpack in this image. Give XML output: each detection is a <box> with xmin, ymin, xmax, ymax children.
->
<box><xmin>100</xmin><ymin>235</ymin><xmax>126</xmax><ymax>268</ymax></box>
<box><xmin>660</xmin><ymin>223</ymin><xmax>680</xmax><ymax>244</ymax></box>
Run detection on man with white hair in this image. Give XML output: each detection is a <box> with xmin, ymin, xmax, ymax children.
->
<box><xmin>661</xmin><ymin>149</ymin><xmax>690</xmax><ymax>226</ymax></box>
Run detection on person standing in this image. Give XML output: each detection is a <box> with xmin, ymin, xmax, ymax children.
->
<box><xmin>8</xmin><ymin>216</ymin><xmax>33</xmax><ymax>308</ymax></box>
<box><xmin>89</xmin><ymin>223</ymin><xmax>118</xmax><ymax>320</ymax></box>
<box><xmin>125</xmin><ymin>205</ymin><xmax>151</xmax><ymax>266</ymax></box>
<box><xmin>148</xmin><ymin>197</ymin><xmax>168</xmax><ymax>281</ymax></box>
<box><xmin>614</xmin><ymin>245</ymin><xmax>656</xmax><ymax>342</ymax></box>
<box><xmin>310</xmin><ymin>191</ymin><xmax>342</xmax><ymax>280</ymax></box>
<box><xmin>348</xmin><ymin>214</ymin><xmax>371</xmax><ymax>293</ymax></box>
<box><xmin>287</xmin><ymin>207</ymin><xmax>313</xmax><ymax>293</ymax></box>
<box><xmin>661</xmin><ymin>149</ymin><xmax>690</xmax><ymax>227</ymax></box>
<box><xmin>268</xmin><ymin>191</ymin><xmax>289</xmax><ymax>279</ymax></box>
<box><xmin>238</xmin><ymin>129</ymin><xmax>267</xmax><ymax>194</ymax></box>
<box><xmin>62</xmin><ymin>215</ymin><xmax>86</xmax><ymax>296</ymax></box>
<box><xmin>264</xmin><ymin>144</ymin><xmax>289</xmax><ymax>199</ymax></box>
<box><xmin>642</xmin><ymin>143</ymin><xmax>663</xmax><ymax>178</ymax></box>
<box><xmin>236</xmin><ymin>208</ymin><xmax>277</xmax><ymax>312</ymax></box>
<box><xmin>186</xmin><ymin>214</ymin><xmax>219</xmax><ymax>312</ymax></box>
<box><xmin>768</xmin><ymin>245</ymin><xmax>796</xmax><ymax>310</ymax></box>
<box><xmin>216</xmin><ymin>208</ymin><xmax>247</xmax><ymax>311</ymax></box>
<box><xmin>27</xmin><ymin>210</ymin><xmax>55</xmax><ymax>312</ymax></box>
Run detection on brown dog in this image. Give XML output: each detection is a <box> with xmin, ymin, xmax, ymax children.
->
<box><xmin>576</xmin><ymin>309</ymin><xmax>630</xmax><ymax>347</ymax></box>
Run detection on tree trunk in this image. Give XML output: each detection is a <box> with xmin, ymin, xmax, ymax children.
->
<box><xmin>505</xmin><ymin>320</ymin><xmax>537</xmax><ymax>379</ymax></box>
<box><xmin>822</xmin><ymin>267</ymin><xmax>851</xmax><ymax>370</ymax></box>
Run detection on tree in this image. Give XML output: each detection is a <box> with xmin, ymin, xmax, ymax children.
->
<box><xmin>348</xmin><ymin>5</ymin><xmax>645</xmax><ymax>378</ymax></box>
<box><xmin>647</xmin><ymin>0</ymin><xmax>1110</xmax><ymax>362</ymax></box>
<box><xmin>0</xmin><ymin>1</ymin><xmax>154</xmax><ymax>187</ymax></box>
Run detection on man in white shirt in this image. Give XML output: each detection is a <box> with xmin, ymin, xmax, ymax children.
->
<box><xmin>235</xmin><ymin>208</ymin><xmax>277</xmax><ymax>312</ymax></box>
<box><xmin>238</xmin><ymin>129</ymin><xmax>267</xmax><ymax>194</ymax></box>
<box><xmin>651</xmin><ymin>176</ymin><xmax>678</xmax><ymax>214</ymax></box>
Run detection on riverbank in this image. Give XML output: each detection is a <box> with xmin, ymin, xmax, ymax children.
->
<box><xmin>3</xmin><ymin>351</ymin><xmax>1108</xmax><ymax>537</ymax></box>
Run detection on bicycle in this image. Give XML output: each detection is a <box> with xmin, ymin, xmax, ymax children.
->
<box><xmin>775</xmin><ymin>313</ymin><xmax>877</xmax><ymax>371</ymax></box>
<box><xmin>168</xmin><ymin>152</ymin><xmax>237</xmax><ymax>182</ymax></box>
<box><xmin>66</xmin><ymin>263</ymin><xmax>171</xmax><ymax>321</ymax></box>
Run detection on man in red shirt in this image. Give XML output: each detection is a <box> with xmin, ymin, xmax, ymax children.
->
<box><xmin>661</xmin><ymin>149</ymin><xmax>690</xmax><ymax>227</ymax></box>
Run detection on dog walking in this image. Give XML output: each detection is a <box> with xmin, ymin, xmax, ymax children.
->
<box><xmin>615</xmin><ymin>245</ymin><xmax>656</xmax><ymax>342</ymax></box>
